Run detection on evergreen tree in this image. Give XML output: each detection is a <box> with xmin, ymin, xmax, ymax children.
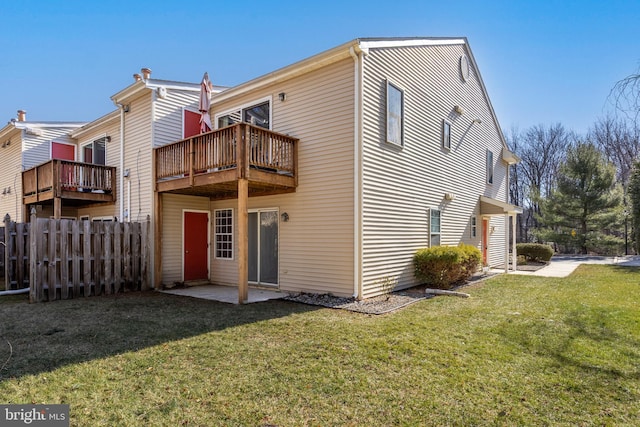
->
<box><xmin>539</xmin><ymin>142</ymin><xmax>623</xmax><ymax>254</ymax></box>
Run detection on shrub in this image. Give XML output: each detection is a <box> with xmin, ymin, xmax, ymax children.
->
<box><xmin>413</xmin><ymin>243</ymin><xmax>482</xmax><ymax>290</ymax></box>
<box><xmin>516</xmin><ymin>243</ymin><xmax>554</xmax><ymax>262</ymax></box>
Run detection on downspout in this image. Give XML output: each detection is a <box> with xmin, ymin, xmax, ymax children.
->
<box><xmin>350</xmin><ymin>45</ymin><xmax>364</xmax><ymax>299</ymax></box>
<box><xmin>116</xmin><ymin>103</ymin><xmax>126</xmax><ymax>221</ymax></box>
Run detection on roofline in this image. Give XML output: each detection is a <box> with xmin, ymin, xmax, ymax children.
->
<box><xmin>70</xmin><ymin>110</ymin><xmax>120</xmax><ymax>138</ymax></box>
<box><xmin>0</xmin><ymin>120</ymin><xmax>85</xmax><ymax>141</ymax></box>
<box><xmin>213</xmin><ymin>39</ymin><xmax>359</xmax><ymax>103</ymax></box>
<box><xmin>460</xmin><ymin>40</ymin><xmax>510</xmax><ymax>151</ymax></box>
<box><xmin>13</xmin><ymin>121</ymin><xmax>85</xmax><ymax>128</ymax></box>
<box><xmin>213</xmin><ymin>37</ymin><xmax>469</xmax><ymax>104</ymax></box>
<box><xmin>110</xmin><ymin>78</ymin><xmax>217</xmax><ymax>104</ymax></box>
<box><xmin>0</xmin><ymin>122</ymin><xmax>19</xmax><ymax>140</ymax></box>
<box><xmin>358</xmin><ymin>37</ymin><xmax>467</xmax><ymax>49</ymax></box>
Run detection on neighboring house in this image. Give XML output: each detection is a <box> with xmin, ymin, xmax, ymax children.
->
<box><xmin>0</xmin><ymin>110</ymin><xmax>85</xmax><ymax>221</ymax></box>
<box><xmin>3</xmin><ymin>38</ymin><xmax>521</xmax><ymax>301</ymax></box>
<box><xmin>153</xmin><ymin>37</ymin><xmax>522</xmax><ymax>301</ymax></box>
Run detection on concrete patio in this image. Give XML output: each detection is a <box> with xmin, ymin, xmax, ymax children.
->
<box><xmin>161</xmin><ymin>285</ymin><xmax>284</xmax><ymax>304</ymax></box>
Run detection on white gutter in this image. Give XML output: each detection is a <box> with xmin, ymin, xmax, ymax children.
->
<box><xmin>350</xmin><ymin>45</ymin><xmax>364</xmax><ymax>299</ymax></box>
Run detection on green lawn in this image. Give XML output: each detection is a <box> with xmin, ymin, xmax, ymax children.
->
<box><xmin>1</xmin><ymin>265</ymin><xmax>639</xmax><ymax>426</ymax></box>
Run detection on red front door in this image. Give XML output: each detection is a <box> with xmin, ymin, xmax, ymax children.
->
<box><xmin>184</xmin><ymin>211</ymin><xmax>209</xmax><ymax>281</ymax></box>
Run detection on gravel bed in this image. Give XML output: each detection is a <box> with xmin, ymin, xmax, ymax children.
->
<box><xmin>283</xmin><ymin>271</ymin><xmax>502</xmax><ymax>314</ymax></box>
<box><xmin>283</xmin><ymin>291</ymin><xmax>431</xmax><ymax>315</ymax></box>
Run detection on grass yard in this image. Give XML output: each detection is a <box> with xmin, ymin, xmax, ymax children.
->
<box><xmin>0</xmin><ymin>265</ymin><xmax>639</xmax><ymax>426</ymax></box>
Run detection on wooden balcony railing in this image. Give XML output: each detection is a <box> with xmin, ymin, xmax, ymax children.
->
<box><xmin>22</xmin><ymin>160</ymin><xmax>116</xmax><ymax>204</ymax></box>
<box><xmin>155</xmin><ymin>123</ymin><xmax>298</xmax><ymax>193</ymax></box>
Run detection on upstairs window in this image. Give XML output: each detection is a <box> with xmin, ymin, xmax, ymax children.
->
<box><xmin>217</xmin><ymin>100</ymin><xmax>270</xmax><ymax>130</ymax></box>
<box><xmin>442</xmin><ymin>120</ymin><xmax>451</xmax><ymax>150</ymax></box>
<box><xmin>82</xmin><ymin>137</ymin><xmax>107</xmax><ymax>165</ymax></box>
<box><xmin>486</xmin><ymin>149</ymin><xmax>494</xmax><ymax>184</ymax></box>
<box><xmin>386</xmin><ymin>80</ymin><xmax>404</xmax><ymax>146</ymax></box>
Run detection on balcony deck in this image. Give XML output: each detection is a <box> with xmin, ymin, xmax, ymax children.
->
<box><xmin>22</xmin><ymin>160</ymin><xmax>116</xmax><ymax>208</ymax></box>
<box><xmin>154</xmin><ymin>123</ymin><xmax>298</xmax><ymax>199</ymax></box>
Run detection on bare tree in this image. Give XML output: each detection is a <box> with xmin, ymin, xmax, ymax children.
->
<box><xmin>518</xmin><ymin>123</ymin><xmax>571</xmax><ymax>229</ymax></box>
<box><xmin>505</xmin><ymin>126</ymin><xmax>528</xmax><ymax>242</ymax></box>
<box><xmin>609</xmin><ymin>68</ymin><xmax>640</xmax><ymax>124</ymax></box>
<box><xmin>590</xmin><ymin>116</ymin><xmax>640</xmax><ymax>187</ymax></box>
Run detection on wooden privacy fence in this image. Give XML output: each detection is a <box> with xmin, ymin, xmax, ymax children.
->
<box><xmin>3</xmin><ymin>211</ymin><xmax>151</xmax><ymax>303</ymax></box>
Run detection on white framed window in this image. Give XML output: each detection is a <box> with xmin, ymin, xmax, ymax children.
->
<box><xmin>81</xmin><ymin>136</ymin><xmax>107</xmax><ymax>165</ymax></box>
<box><xmin>471</xmin><ymin>216</ymin><xmax>477</xmax><ymax>238</ymax></box>
<box><xmin>486</xmin><ymin>149</ymin><xmax>494</xmax><ymax>184</ymax></box>
<box><xmin>91</xmin><ymin>216</ymin><xmax>115</xmax><ymax>222</ymax></box>
<box><xmin>79</xmin><ymin>215</ymin><xmax>90</xmax><ymax>221</ymax></box>
<box><xmin>386</xmin><ymin>80</ymin><xmax>404</xmax><ymax>146</ymax></box>
<box><xmin>442</xmin><ymin>119</ymin><xmax>451</xmax><ymax>150</ymax></box>
<box><xmin>214</xmin><ymin>209</ymin><xmax>234</xmax><ymax>260</ymax></box>
<box><xmin>429</xmin><ymin>208</ymin><xmax>441</xmax><ymax>247</ymax></box>
<box><xmin>215</xmin><ymin>97</ymin><xmax>271</xmax><ymax>130</ymax></box>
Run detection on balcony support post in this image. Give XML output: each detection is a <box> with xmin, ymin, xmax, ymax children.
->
<box><xmin>53</xmin><ymin>198</ymin><xmax>61</xmax><ymax>220</ymax></box>
<box><xmin>237</xmin><ymin>177</ymin><xmax>248</xmax><ymax>304</ymax></box>
<box><xmin>154</xmin><ymin>191</ymin><xmax>163</xmax><ymax>290</ymax></box>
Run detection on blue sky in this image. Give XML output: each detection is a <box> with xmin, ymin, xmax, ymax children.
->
<box><xmin>1</xmin><ymin>0</ymin><xmax>639</xmax><ymax>136</ymax></box>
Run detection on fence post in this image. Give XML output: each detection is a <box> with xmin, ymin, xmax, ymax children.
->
<box><xmin>140</xmin><ymin>215</ymin><xmax>150</xmax><ymax>291</ymax></box>
<box><xmin>3</xmin><ymin>214</ymin><xmax>9</xmax><ymax>289</ymax></box>
<box><xmin>29</xmin><ymin>207</ymin><xmax>37</xmax><ymax>303</ymax></box>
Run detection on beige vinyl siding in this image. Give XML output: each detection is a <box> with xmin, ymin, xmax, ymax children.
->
<box><xmin>206</xmin><ymin>57</ymin><xmax>356</xmax><ymax>297</ymax></box>
<box><xmin>161</xmin><ymin>194</ymin><xmax>211</xmax><ymax>284</ymax></box>
<box><xmin>75</xmin><ymin>117</ymin><xmax>121</xmax><ymax>220</ymax></box>
<box><xmin>0</xmin><ymin>129</ymin><xmax>23</xmax><ymax>221</ymax></box>
<box><xmin>122</xmin><ymin>93</ymin><xmax>153</xmax><ymax>222</ymax></box>
<box><xmin>361</xmin><ymin>43</ymin><xmax>509</xmax><ymax>297</ymax></box>
<box><xmin>153</xmin><ymin>89</ymin><xmax>200</xmax><ymax>147</ymax></box>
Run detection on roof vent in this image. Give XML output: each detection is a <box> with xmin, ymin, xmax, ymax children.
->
<box><xmin>141</xmin><ymin>68</ymin><xmax>152</xmax><ymax>80</ymax></box>
<box><xmin>133</xmin><ymin>73</ymin><xmax>142</xmax><ymax>82</ymax></box>
<box><xmin>17</xmin><ymin>110</ymin><xmax>26</xmax><ymax>122</ymax></box>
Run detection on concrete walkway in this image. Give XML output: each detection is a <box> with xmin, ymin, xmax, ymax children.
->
<box><xmin>162</xmin><ymin>285</ymin><xmax>284</xmax><ymax>304</ymax></box>
<box><xmin>506</xmin><ymin>255</ymin><xmax>640</xmax><ymax>278</ymax></box>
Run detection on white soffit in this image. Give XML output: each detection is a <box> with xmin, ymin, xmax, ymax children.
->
<box><xmin>359</xmin><ymin>38</ymin><xmax>466</xmax><ymax>50</ymax></box>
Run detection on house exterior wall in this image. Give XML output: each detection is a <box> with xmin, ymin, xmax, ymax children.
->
<box><xmin>120</xmin><ymin>92</ymin><xmax>153</xmax><ymax>223</ymax></box>
<box><xmin>153</xmin><ymin>88</ymin><xmax>200</xmax><ymax>147</ymax></box>
<box><xmin>1</xmin><ymin>125</ymin><xmax>81</xmax><ymax>222</ymax></box>
<box><xmin>200</xmin><ymin>57</ymin><xmax>356</xmax><ymax>297</ymax></box>
<box><xmin>0</xmin><ymin>129</ymin><xmax>23</xmax><ymax>222</ymax></box>
<box><xmin>360</xmin><ymin>42</ymin><xmax>509</xmax><ymax>297</ymax></box>
<box><xmin>161</xmin><ymin>193</ymin><xmax>211</xmax><ymax>284</ymax></box>
<box><xmin>75</xmin><ymin>116</ymin><xmax>121</xmax><ymax>220</ymax></box>
<box><xmin>22</xmin><ymin>127</ymin><xmax>78</xmax><ymax>170</ymax></box>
